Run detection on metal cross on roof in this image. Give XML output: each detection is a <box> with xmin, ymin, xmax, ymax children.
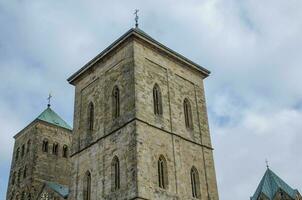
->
<box><xmin>134</xmin><ymin>9</ymin><xmax>139</xmax><ymax>28</ymax></box>
<box><xmin>47</xmin><ymin>93</ymin><xmax>52</xmax><ymax>108</ymax></box>
<box><xmin>265</xmin><ymin>159</ymin><xmax>269</xmax><ymax>169</ymax></box>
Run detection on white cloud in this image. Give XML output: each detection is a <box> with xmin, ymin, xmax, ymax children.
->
<box><xmin>0</xmin><ymin>0</ymin><xmax>302</xmax><ymax>199</ymax></box>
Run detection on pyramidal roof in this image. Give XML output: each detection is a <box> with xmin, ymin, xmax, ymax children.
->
<box><xmin>36</xmin><ymin>107</ymin><xmax>72</xmax><ymax>130</ymax></box>
<box><xmin>67</xmin><ymin>28</ymin><xmax>210</xmax><ymax>84</ymax></box>
<box><xmin>251</xmin><ymin>168</ymin><xmax>299</xmax><ymax>200</ymax></box>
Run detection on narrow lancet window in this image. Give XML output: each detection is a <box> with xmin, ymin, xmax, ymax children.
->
<box><xmin>12</xmin><ymin>172</ymin><xmax>16</xmax><ymax>185</ymax></box>
<box><xmin>191</xmin><ymin>166</ymin><xmax>201</xmax><ymax>198</ymax></box>
<box><xmin>23</xmin><ymin>166</ymin><xmax>27</xmax><ymax>179</ymax></box>
<box><xmin>153</xmin><ymin>84</ymin><xmax>163</xmax><ymax>115</ymax></box>
<box><xmin>63</xmin><ymin>145</ymin><xmax>68</xmax><ymax>158</ymax></box>
<box><xmin>112</xmin><ymin>156</ymin><xmax>120</xmax><ymax>190</ymax></box>
<box><xmin>52</xmin><ymin>143</ymin><xmax>58</xmax><ymax>155</ymax></box>
<box><xmin>15</xmin><ymin>147</ymin><xmax>20</xmax><ymax>161</ymax></box>
<box><xmin>184</xmin><ymin>98</ymin><xmax>193</xmax><ymax>129</ymax></box>
<box><xmin>87</xmin><ymin>102</ymin><xmax>94</xmax><ymax>132</ymax></box>
<box><xmin>84</xmin><ymin>171</ymin><xmax>91</xmax><ymax>200</ymax></box>
<box><xmin>27</xmin><ymin>140</ymin><xmax>31</xmax><ymax>153</ymax></box>
<box><xmin>158</xmin><ymin>155</ymin><xmax>168</xmax><ymax>189</ymax></box>
<box><xmin>42</xmin><ymin>140</ymin><xmax>48</xmax><ymax>152</ymax></box>
<box><xmin>21</xmin><ymin>144</ymin><xmax>25</xmax><ymax>157</ymax></box>
<box><xmin>112</xmin><ymin>86</ymin><xmax>120</xmax><ymax>119</ymax></box>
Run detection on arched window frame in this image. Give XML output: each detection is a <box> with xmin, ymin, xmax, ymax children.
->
<box><xmin>112</xmin><ymin>86</ymin><xmax>120</xmax><ymax>119</ymax></box>
<box><xmin>153</xmin><ymin>84</ymin><xmax>163</xmax><ymax>115</ymax></box>
<box><xmin>27</xmin><ymin>193</ymin><xmax>31</xmax><ymax>200</ymax></box>
<box><xmin>184</xmin><ymin>98</ymin><xmax>193</xmax><ymax>129</ymax></box>
<box><xmin>21</xmin><ymin>191</ymin><xmax>25</xmax><ymax>200</ymax></box>
<box><xmin>15</xmin><ymin>147</ymin><xmax>20</xmax><ymax>161</ymax></box>
<box><xmin>87</xmin><ymin>102</ymin><xmax>94</xmax><ymax>132</ymax></box>
<box><xmin>112</xmin><ymin>156</ymin><xmax>120</xmax><ymax>191</ymax></box>
<box><xmin>83</xmin><ymin>171</ymin><xmax>91</xmax><ymax>200</ymax></box>
<box><xmin>27</xmin><ymin>140</ymin><xmax>31</xmax><ymax>154</ymax></box>
<box><xmin>62</xmin><ymin>145</ymin><xmax>68</xmax><ymax>158</ymax></box>
<box><xmin>17</xmin><ymin>168</ymin><xmax>21</xmax><ymax>184</ymax></box>
<box><xmin>12</xmin><ymin>172</ymin><xmax>16</xmax><ymax>185</ymax></box>
<box><xmin>52</xmin><ymin>143</ymin><xmax>59</xmax><ymax>156</ymax></box>
<box><xmin>42</xmin><ymin>140</ymin><xmax>48</xmax><ymax>153</ymax></box>
<box><xmin>21</xmin><ymin>144</ymin><xmax>25</xmax><ymax>157</ymax></box>
<box><xmin>191</xmin><ymin>166</ymin><xmax>201</xmax><ymax>198</ymax></box>
<box><xmin>23</xmin><ymin>166</ymin><xmax>27</xmax><ymax>179</ymax></box>
<box><xmin>158</xmin><ymin>155</ymin><xmax>168</xmax><ymax>189</ymax></box>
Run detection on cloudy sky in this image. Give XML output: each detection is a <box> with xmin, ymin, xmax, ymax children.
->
<box><xmin>1</xmin><ymin>0</ymin><xmax>302</xmax><ymax>199</ymax></box>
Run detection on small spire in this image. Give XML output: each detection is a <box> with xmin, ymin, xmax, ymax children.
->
<box><xmin>134</xmin><ymin>9</ymin><xmax>139</xmax><ymax>28</ymax></box>
<box><xmin>47</xmin><ymin>93</ymin><xmax>52</xmax><ymax>108</ymax></box>
<box><xmin>265</xmin><ymin>159</ymin><xmax>269</xmax><ymax>169</ymax></box>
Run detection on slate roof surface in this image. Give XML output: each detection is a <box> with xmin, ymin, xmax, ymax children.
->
<box><xmin>36</xmin><ymin>107</ymin><xmax>72</xmax><ymax>130</ymax></box>
<box><xmin>251</xmin><ymin>168</ymin><xmax>299</xmax><ymax>200</ymax></box>
<box><xmin>46</xmin><ymin>181</ymin><xmax>69</xmax><ymax>199</ymax></box>
<box><xmin>67</xmin><ymin>27</ymin><xmax>210</xmax><ymax>84</ymax></box>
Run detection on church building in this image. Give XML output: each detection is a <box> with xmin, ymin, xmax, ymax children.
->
<box><xmin>6</xmin><ymin>27</ymin><xmax>219</xmax><ymax>200</ymax></box>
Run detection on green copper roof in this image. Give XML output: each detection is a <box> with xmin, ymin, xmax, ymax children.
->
<box><xmin>36</xmin><ymin>107</ymin><xmax>72</xmax><ymax>130</ymax></box>
<box><xmin>251</xmin><ymin>168</ymin><xmax>298</xmax><ymax>200</ymax></box>
<box><xmin>45</xmin><ymin>181</ymin><xmax>69</xmax><ymax>198</ymax></box>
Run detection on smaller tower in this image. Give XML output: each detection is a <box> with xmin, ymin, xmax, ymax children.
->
<box><xmin>6</xmin><ymin>105</ymin><xmax>72</xmax><ymax>200</ymax></box>
<box><xmin>251</xmin><ymin>167</ymin><xmax>301</xmax><ymax>200</ymax></box>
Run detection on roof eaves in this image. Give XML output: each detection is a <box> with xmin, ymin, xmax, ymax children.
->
<box><xmin>67</xmin><ymin>28</ymin><xmax>211</xmax><ymax>84</ymax></box>
<box><xmin>132</xmin><ymin>28</ymin><xmax>211</xmax><ymax>77</ymax></box>
<box><xmin>36</xmin><ymin>119</ymin><xmax>73</xmax><ymax>132</ymax></box>
<box><xmin>67</xmin><ymin>28</ymin><xmax>135</xmax><ymax>84</ymax></box>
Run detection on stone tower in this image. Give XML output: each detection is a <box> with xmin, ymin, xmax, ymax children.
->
<box><xmin>68</xmin><ymin>28</ymin><xmax>219</xmax><ymax>200</ymax></box>
<box><xmin>6</xmin><ymin>106</ymin><xmax>72</xmax><ymax>200</ymax></box>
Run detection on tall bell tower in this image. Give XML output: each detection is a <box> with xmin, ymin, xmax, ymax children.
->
<box><xmin>6</xmin><ymin>105</ymin><xmax>72</xmax><ymax>200</ymax></box>
<box><xmin>68</xmin><ymin>28</ymin><xmax>219</xmax><ymax>200</ymax></box>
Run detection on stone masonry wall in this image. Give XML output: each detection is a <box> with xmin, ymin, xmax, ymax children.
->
<box><xmin>133</xmin><ymin>37</ymin><xmax>219</xmax><ymax>200</ymax></box>
<box><xmin>69</xmin><ymin>34</ymin><xmax>218</xmax><ymax>200</ymax></box>
<box><xmin>6</xmin><ymin>121</ymin><xmax>72</xmax><ymax>200</ymax></box>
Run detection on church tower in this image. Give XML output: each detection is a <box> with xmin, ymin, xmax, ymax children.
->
<box><xmin>6</xmin><ymin>105</ymin><xmax>72</xmax><ymax>200</ymax></box>
<box><xmin>251</xmin><ymin>167</ymin><xmax>301</xmax><ymax>200</ymax></box>
<box><xmin>68</xmin><ymin>28</ymin><xmax>219</xmax><ymax>200</ymax></box>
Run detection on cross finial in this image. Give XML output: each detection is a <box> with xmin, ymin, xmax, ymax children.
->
<box><xmin>134</xmin><ymin>9</ymin><xmax>139</xmax><ymax>28</ymax></box>
<box><xmin>47</xmin><ymin>93</ymin><xmax>52</xmax><ymax>108</ymax></box>
<box><xmin>265</xmin><ymin>159</ymin><xmax>269</xmax><ymax>169</ymax></box>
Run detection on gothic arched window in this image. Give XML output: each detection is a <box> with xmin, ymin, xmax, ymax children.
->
<box><xmin>27</xmin><ymin>140</ymin><xmax>31</xmax><ymax>154</ymax></box>
<box><xmin>27</xmin><ymin>193</ymin><xmax>31</xmax><ymax>200</ymax></box>
<box><xmin>15</xmin><ymin>147</ymin><xmax>20</xmax><ymax>161</ymax></box>
<box><xmin>12</xmin><ymin>172</ymin><xmax>16</xmax><ymax>185</ymax></box>
<box><xmin>21</xmin><ymin>191</ymin><xmax>25</xmax><ymax>200</ymax></box>
<box><xmin>87</xmin><ymin>102</ymin><xmax>94</xmax><ymax>132</ymax></box>
<box><xmin>52</xmin><ymin>143</ymin><xmax>58</xmax><ymax>155</ymax></box>
<box><xmin>83</xmin><ymin>171</ymin><xmax>91</xmax><ymax>200</ymax></box>
<box><xmin>191</xmin><ymin>166</ymin><xmax>201</xmax><ymax>198</ymax></box>
<box><xmin>112</xmin><ymin>86</ymin><xmax>120</xmax><ymax>119</ymax></box>
<box><xmin>184</xmin><ymin>98</ymin><xmax>193</xmax><ymax>129</ymax></box>
<box><xmin>158</xmin><ymin>155</ymin><xmax>168</xmax><ymax>189</ymax></box>
<box><xmin>112</xmin><ymin>156</ymin><xmax>120</xmax><ymax>191</ymax></box>
<box><xmin>21</xmin><ymin>144</ymin><xmax>25</xmax><ymax>157</ymax></box>
<box><xmin>62</xmin><ymin>145</ymin><xmax>68</xmax><ymax>158</ymax></box>
<box><xmin>23</xmin><ymin>166</ymin><xmax>27</xmax><ymax>179</ymax></box>
<box><xmin>17</xmin><ymin>168</ymin><xmax>21</xmax><ymax>184</ymax></box>
<box><xmin>153</xmin><ymin>84</ymin><xmax>163</xmax><ymax>115</ymax></box>
<box><xmin>42</xmin><ymin>140</ymin><xmax>48</xmax><ymax>153</ymax></box>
